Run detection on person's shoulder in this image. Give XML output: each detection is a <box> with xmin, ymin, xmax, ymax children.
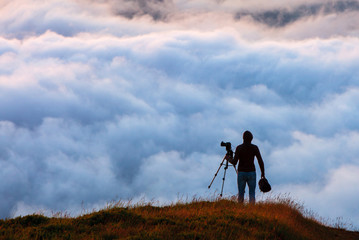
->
<box><xmin>250</xmin><ymin>144</ymin><xmax>259</xmax><ymax>150</ymax></box>
<box><xmin>236</xmin><ymin>144</ymin><xmax>244</xmax><ymax>150</ymax></box>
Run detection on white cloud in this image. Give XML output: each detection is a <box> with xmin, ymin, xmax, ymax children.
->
<box><xmin>275</xmin><ymin>165</ymin><xmax>359</xmax><ymax>229</ymax></box>
<box><xmin>133</xmin><ymin>151</ymin><xmax>228</xmax><ymax>198</ymax></box>
<box><xmin>268</xmin><ymin>131</ymin><xmax>359</xmax><ymax>184</ymax></box>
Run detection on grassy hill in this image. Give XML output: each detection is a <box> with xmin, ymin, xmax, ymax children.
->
<box><xmin>0</xmin><ymin>197</ymin><xmax>358</xmax><ymax>240</ymax></box>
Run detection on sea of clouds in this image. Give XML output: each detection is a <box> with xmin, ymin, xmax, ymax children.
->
<box><xmin>1</xmin><ymin>0</ymin><xmax>359</xmax><ymax>229</ymax></box>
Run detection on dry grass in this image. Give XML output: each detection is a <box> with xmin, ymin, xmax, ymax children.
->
<box><xmin>0</xmin><ymin>196</ymin><xmax>358</xmax><ymax>240</ymax></box>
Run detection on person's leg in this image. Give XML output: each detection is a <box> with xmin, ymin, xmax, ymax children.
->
<box><xmin>247</xmin><ymin>171</ymin><xmax>256</xmax><ymax>204</ymax></box>
<box><xmin>237</xmin><ymin>172</ymin><xmax>246</xmax><ymax>203</ymax></box>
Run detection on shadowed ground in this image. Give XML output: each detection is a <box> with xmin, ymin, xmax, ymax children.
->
<box><xmin>0</xmin><ymin>197</ymin><xmax>358</xmax><ymax>240</ymax></box>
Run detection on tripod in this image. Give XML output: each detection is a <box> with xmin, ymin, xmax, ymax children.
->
<box><xmin>208</xmin><ymin>155</ymin><xmax>238</xmax><ymax>197</ymax></box>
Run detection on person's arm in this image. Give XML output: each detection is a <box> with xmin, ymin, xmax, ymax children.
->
<box><xmin>255</xmin><ymin>147</ymin><xmax>265</xmax><ymax>178</ymax></box>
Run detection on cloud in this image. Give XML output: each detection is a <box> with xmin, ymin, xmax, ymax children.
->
<box><xmin>2</xmin><ymin>0</ymin><xmax>359</xmax><ymax>41</ymax></box>
<box><xmin>133</xmin><ymin>151</ymin><xmax>233</xmax><ymax>198</ymax></box>
<box><xmin>107</xmin><ymin>0</ymin><xmax>175</xmax><ymax>21</ymax></box>
<box><xmin>268</xmin><ymin>131</ymin><xmax>359</xmax><ymax>184</ymax></box>
<box><xmin>235</xmin><ymin>0</ymin><xmax>359</xmax><ymax>27</ymax></box>
<box><xmin>274</xmin><ymin>165</ymin><xmax>359</xmax><ymax>228</ymax></box>
<box><xmin>0</xmin><ymin>0</ymin><xmax>359</xmax><ymax>230</ymax></box>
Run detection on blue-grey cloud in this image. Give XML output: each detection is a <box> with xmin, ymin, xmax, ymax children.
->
<box><xmin>235</xmin><ymin>0</ymin><xmax>359</xmax><ymax>27</ymax></box>
<box><xmin>109</xmin><ymin>0</ymin><xmax>175</xmax><ymax>21</ymax></box>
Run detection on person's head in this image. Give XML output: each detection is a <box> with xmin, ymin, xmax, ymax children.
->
<box><xmin>243</xmin><ymin>130</ymin><xmax>253</xmax><ymax>143</ymax></box>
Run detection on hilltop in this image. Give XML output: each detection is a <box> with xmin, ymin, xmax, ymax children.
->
<box><xmin>0</xmin><ymin>197</ymin><xmax>358</xmax><ymax>240</ymax></box>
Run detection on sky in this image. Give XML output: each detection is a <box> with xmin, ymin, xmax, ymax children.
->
<box><xmin>1</xmin><ymin>0</ymin><xmax>359</xmax><ymax>229</ymax></box>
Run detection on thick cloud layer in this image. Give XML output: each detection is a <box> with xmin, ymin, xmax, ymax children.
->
<box><xmin>1</xmin><ymin>0</ymin><xmax>359</xmax><ymax>229</ymax></box>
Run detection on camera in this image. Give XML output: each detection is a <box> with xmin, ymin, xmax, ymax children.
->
<box><xmin>220</xmin><ymin>141</ymin><xmax>233</xmax><ymax>158</ymax></box>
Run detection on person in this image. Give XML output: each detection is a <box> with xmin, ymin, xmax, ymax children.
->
<box><xmin>228</xmin><ymin>130</ymin><xmax>265</xmax><ymax>204</ymax></box>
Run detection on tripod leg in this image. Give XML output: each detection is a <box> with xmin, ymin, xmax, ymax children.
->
<box><xmin>208</xmin><ymin>156</ymin><xmax>226</xmax><ymax>189</ymax></box>
<box><xmin>220</xmin><ymin>160</ymin><xmax>228</xmax><ymax>197</ymax></box>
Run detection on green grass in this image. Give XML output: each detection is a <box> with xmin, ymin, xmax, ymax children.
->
<box><xmin>0</xmin><ymin>197</ymin><xmax>358</xmax><ymax>240</ymax></box>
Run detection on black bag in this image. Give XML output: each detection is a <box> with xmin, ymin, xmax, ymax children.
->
<box><xmin>258</xmin><ymin>177</ymin><xmax>271</xmax><ymax>193</ymax></box>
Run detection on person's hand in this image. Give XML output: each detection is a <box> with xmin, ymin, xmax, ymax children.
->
<box><xmin>225</xmin><ymin>155</ymin><xmax>235</xmax><ymax>165</ymax></box>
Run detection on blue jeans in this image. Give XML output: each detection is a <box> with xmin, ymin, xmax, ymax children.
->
<box><xmin>237</xmin><ymin>171</ymin><xmax>256</xmax><ymax>204</ymax></box>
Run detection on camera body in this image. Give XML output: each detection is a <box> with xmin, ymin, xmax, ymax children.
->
<box><xmin>220</xmin><ymin>141</ymin><xmax>233</xmax><ymax>158</ymax></box>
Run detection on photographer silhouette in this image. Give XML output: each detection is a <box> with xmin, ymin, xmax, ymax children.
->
<box><xmin>228</xmin><ymin>131</ymin><xmax>265</xmax><ymax>204</ymax></box>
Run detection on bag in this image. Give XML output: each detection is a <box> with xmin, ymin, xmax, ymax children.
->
<box><xmin>258</xmin><ymin>177</ymin><xmax>271</xmax><ymax>193</ymax></box>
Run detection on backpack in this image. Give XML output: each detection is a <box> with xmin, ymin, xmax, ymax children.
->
<box><xmin>258</xmin><ymin>177</ymin><xmax>271</xmax><ymax>193</ymax></box>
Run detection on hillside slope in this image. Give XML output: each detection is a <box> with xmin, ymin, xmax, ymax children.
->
<box><xmin>0</xmin><ymin>198</ymin><xmax>358</xmax><ymax>240</ymax></box>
